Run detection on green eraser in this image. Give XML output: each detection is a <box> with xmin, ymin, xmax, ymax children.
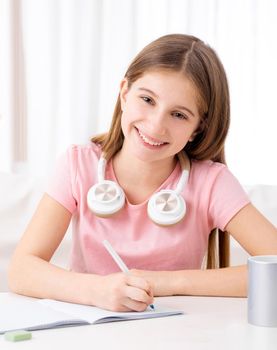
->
<box><xmin>4</xmin><ymin>330</ymin><xmax>32</xmax><ymax>342</ymax></box>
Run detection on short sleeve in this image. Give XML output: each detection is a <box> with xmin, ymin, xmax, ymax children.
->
<box><xmin>208</xmin><ymin>167</ymin><xmax>250</xmax><ymax>230</ymax></box>
<box><xmin>46</xmin><ymin>146</ymin><xmax>77</xmax><ymax>213</ymax></box>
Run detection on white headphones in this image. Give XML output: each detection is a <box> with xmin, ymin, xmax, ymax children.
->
<box><xmin>87</xmin><ymin>153</ymin><xmax>189</xmax><ymax>226</ymax></box>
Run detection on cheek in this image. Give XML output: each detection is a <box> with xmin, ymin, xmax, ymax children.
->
<box><xmin>172</xmin><ymin>124</ymin><xmax>196</xmax><ymax>145</ymax></box>
<box><xmin>120</xmin><ymin>111</ymin><xmax>128</xmax><ymax>136</ymax></box>
<box><xmin>121</xmin><ymin>99</ymin><xmax>141</xmax><ymax>125</ymax></box>
<box><xmin>120</xmin><ymin>107</ymin><xmax>136</xmax><ymax>137</ymax></box>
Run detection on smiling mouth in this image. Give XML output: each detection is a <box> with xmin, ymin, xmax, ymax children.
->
<box><xmin>136</xmin><ymin>127</ymin><xmax>168</xmax><ymax>147</ymax></box>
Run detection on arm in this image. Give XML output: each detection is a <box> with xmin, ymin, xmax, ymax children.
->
<box><xmin>133</xmin><ymin>203</ymin><xmax>277</xmax><ymax>297</ymax></box>
<box><xmin>8</xmin><ymin>194</ymin><xmax>153</xmax><ymax>311</ymax></box>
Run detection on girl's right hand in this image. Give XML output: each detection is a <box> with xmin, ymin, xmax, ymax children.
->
<box><xmin>90</xmin><ymin>272</ymin><xmax>154</xmax><ymax>312</ymax></box>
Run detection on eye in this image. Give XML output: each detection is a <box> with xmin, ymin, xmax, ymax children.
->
<box><xmin>172</xmin><ymin>111</ymin><xmax>188</xmax><ymax>120</ymax></box>
<box><xmin>140</xmin><ymin>96</ymin><xmax>155</xmax><ymax>105</ymax></box>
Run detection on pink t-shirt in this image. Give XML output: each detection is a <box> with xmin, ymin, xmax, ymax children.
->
<box><xmin>46</xmin><ymin>143</ymin><xmax>250</xmax><ymax>274</ymax></box>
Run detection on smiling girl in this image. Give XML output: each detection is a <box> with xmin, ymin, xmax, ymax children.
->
<box><xmin>8</xmin><ymin>34</ymin><xmax>277</xmax><ymax>312</ymax></box>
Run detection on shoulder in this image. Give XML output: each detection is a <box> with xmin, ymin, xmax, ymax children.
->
<box><xmin>189</xmin><ymin>159</ymin><xmax>244</xmax><ymax>194</ymax></box>
<box><xmin>66</xmin><ymin>142</ymin><xmax>102</xmax><ymax>157</ymax></box>
<box><xmin>189</xmin><ymin>159</ymin><xmax>249</xmax><ymax>231</ymax></box>
<box><xmin>54</xmin><ymin>142</ymin><xmax>102</xmax><ymax>182</ymax></box>
<box><xmin>190</xmin><ymin>158</ymin><xmax>248</xmax><ymax>200</ymax></box>
<box><xmin>190</xmin><ymin>159</ymin><xmax>227</xmax><ymax>182</ymax></box>
<box><xmin>61</xmin><ymin>142</ymin><xmax>103</xmax><ymax>191</ymax></box>
<box><xmin>63</xmin><ymin>142</ymin><xmax>102</xmax><ymax>166</ymax></box>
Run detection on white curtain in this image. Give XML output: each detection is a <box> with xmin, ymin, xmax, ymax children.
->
<box><xmin>1</xmin><ymin>0</ymin><xmax>277</xmax><ymax>184</ymax></box>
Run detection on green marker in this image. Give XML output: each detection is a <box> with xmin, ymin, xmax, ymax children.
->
<box><xmin>4</xmin><ymin>330</ymin><xmax>32</xmax><ymax>342</ymax></box>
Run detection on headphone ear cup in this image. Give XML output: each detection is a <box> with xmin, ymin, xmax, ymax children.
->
<box><xmin>147</xmin><ymin>190</ymin><xmax>186</xmax><ymax>226</ymax></box>
<box><xmin>87</xmin><ymin>180</ymin><xmax>125</xmax><ymax>217</ymax></box>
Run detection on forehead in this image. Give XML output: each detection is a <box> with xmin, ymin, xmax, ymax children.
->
<box><xmin>134</xmin><ymin>69</ymin><xmax>192</xmax><ymax>86</ymax></box>
<box><xmin>131</xmin><ymin>69</ymin><xmax>200</xmax><ymax>110</ymax></box>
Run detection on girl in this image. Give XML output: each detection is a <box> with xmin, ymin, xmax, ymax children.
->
<box><xmin>8</xmin><ymin>34</ymin><xmax>277</xmax><ymax>312</ymax></box>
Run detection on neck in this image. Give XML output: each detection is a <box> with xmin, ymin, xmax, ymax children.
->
<box><xmin>112</xmin><ymin>149</ymin><xmax>177</xmax><ymax>190</ymax></box>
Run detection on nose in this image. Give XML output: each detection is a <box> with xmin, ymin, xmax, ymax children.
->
<box><xmin>146</xmin><ymin>108</ymin><xmax>167</xmax><ymax>136</ymax></box>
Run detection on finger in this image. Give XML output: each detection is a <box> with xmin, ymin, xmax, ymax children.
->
<box><xmin>122</xmin><ymin>296</ymin><xmax>149</xmax><ymax>312</ymax></box>
<box><xmin>112</xmin><ymin>303</ymin><xmax>134</xmax><ymax>312</ymax></box>
<box><xmin>125</xmin><ymin>285</ymin><xmax>154</xmax><ymax>305</ymax></box>
<box><xmin>126</xmin><ymin>275</ymin><xmax>152</xmax><ymax>295</ymax></box>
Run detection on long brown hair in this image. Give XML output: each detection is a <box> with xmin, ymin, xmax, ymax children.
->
<box><xmin>92</xmin><ymin>34</ymin><xmax>230</xmax><ymax>269</ymax></box>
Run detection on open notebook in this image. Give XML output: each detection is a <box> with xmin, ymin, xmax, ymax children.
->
<box><xmin>0</xmin><ymin>293</ymin><xmax>184</xmax><ymax>334</ymax></box>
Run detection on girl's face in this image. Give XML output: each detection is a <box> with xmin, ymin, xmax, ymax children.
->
<box><xmin>120</xmin><ymin>69</ymin><xmax>201</xmax><ymax>164</ymax></box>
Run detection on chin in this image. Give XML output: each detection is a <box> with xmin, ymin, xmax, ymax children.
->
<box><xmin>131</xmin><ymin>149</ymin><xmax>171</xmax><ymax>165</ymax></box>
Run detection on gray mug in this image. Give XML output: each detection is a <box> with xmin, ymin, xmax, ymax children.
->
<box><xmin>248</xmin><ymin>255</ymin><xmax>277</xmax><ymax>327</ymax></box>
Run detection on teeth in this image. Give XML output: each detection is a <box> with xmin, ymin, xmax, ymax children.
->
<box><xmin>138</xmin><ymin>129</ymin><xmax>165</xmax><ymax>146</ymax></box>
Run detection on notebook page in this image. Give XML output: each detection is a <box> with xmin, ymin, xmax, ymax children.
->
<box><xmin>0</xmin><ymin>293</ymin><xmax>86</xmax><ymax>333</ymax></box>
<box><xmin>39</xmin><ymin>299</ymin><xmax>184</xmax><ymax>323</ymax></box>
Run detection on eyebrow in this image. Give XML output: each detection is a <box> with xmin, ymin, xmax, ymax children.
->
<box><xmin>138</xmin><ymin>87</ymin><xmax>195</xmax><ymax>117</ymax></box>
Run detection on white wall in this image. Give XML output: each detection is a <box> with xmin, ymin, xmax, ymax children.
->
<box><xmin>0</xmin><ymin>0</ymin><xmax>276</xmax><ymax>184</ymax></box>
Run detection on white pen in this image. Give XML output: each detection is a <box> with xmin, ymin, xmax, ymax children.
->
<box><xmin>102</xmin><ymin>239</ymin><xmax>155</xmax><ymax>310</ymax></box>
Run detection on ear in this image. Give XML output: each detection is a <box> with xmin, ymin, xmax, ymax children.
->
<box><xmin>189</xmin><ymin>119</ymin><xmax>205</xmax><ymax>142</ymax></box>
<box><xmin>189</xmin><ymin>123</ymin><xmax>200</xmax><ymax>142</ymax></box>
<box><xmin>189</xmin><ymin>131</ymin><xmax>198</xmax><ymax>142</ymax></box>
<box><xmin>119</xmin><ymin>78</ymin><xmax>129</xmax><ymax>111</ymax></box>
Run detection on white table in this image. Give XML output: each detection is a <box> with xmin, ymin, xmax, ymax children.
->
<box><xmin>0</xmin><ymin>293</ymin><xmax>276</xmax><ymax>350</ymax></box>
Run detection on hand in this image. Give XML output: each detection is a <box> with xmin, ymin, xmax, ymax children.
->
<box><xmin>130</xmin><ymin>269</ymin><xmax>174</xmax><ymax>296</ymax></box>
<box><xmin>92</xmin><ymin>272</ymin><xmax>154</xmax><ymax>312</ymax></box>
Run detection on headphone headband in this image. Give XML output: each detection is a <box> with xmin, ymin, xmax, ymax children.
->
<box><xmin>87</xmin><ymin>152</ymin><xmax>189</xmax><ymax>225</ymax></box>
<box><xmin>97</xmin><ymin>157</ymin><xmax>107</xmax><ymax>182</ymax></box>
<box><xmin>97</xmin><ymin>152</ymin><xmax>190</xmax><ymax>194</ymax></box>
